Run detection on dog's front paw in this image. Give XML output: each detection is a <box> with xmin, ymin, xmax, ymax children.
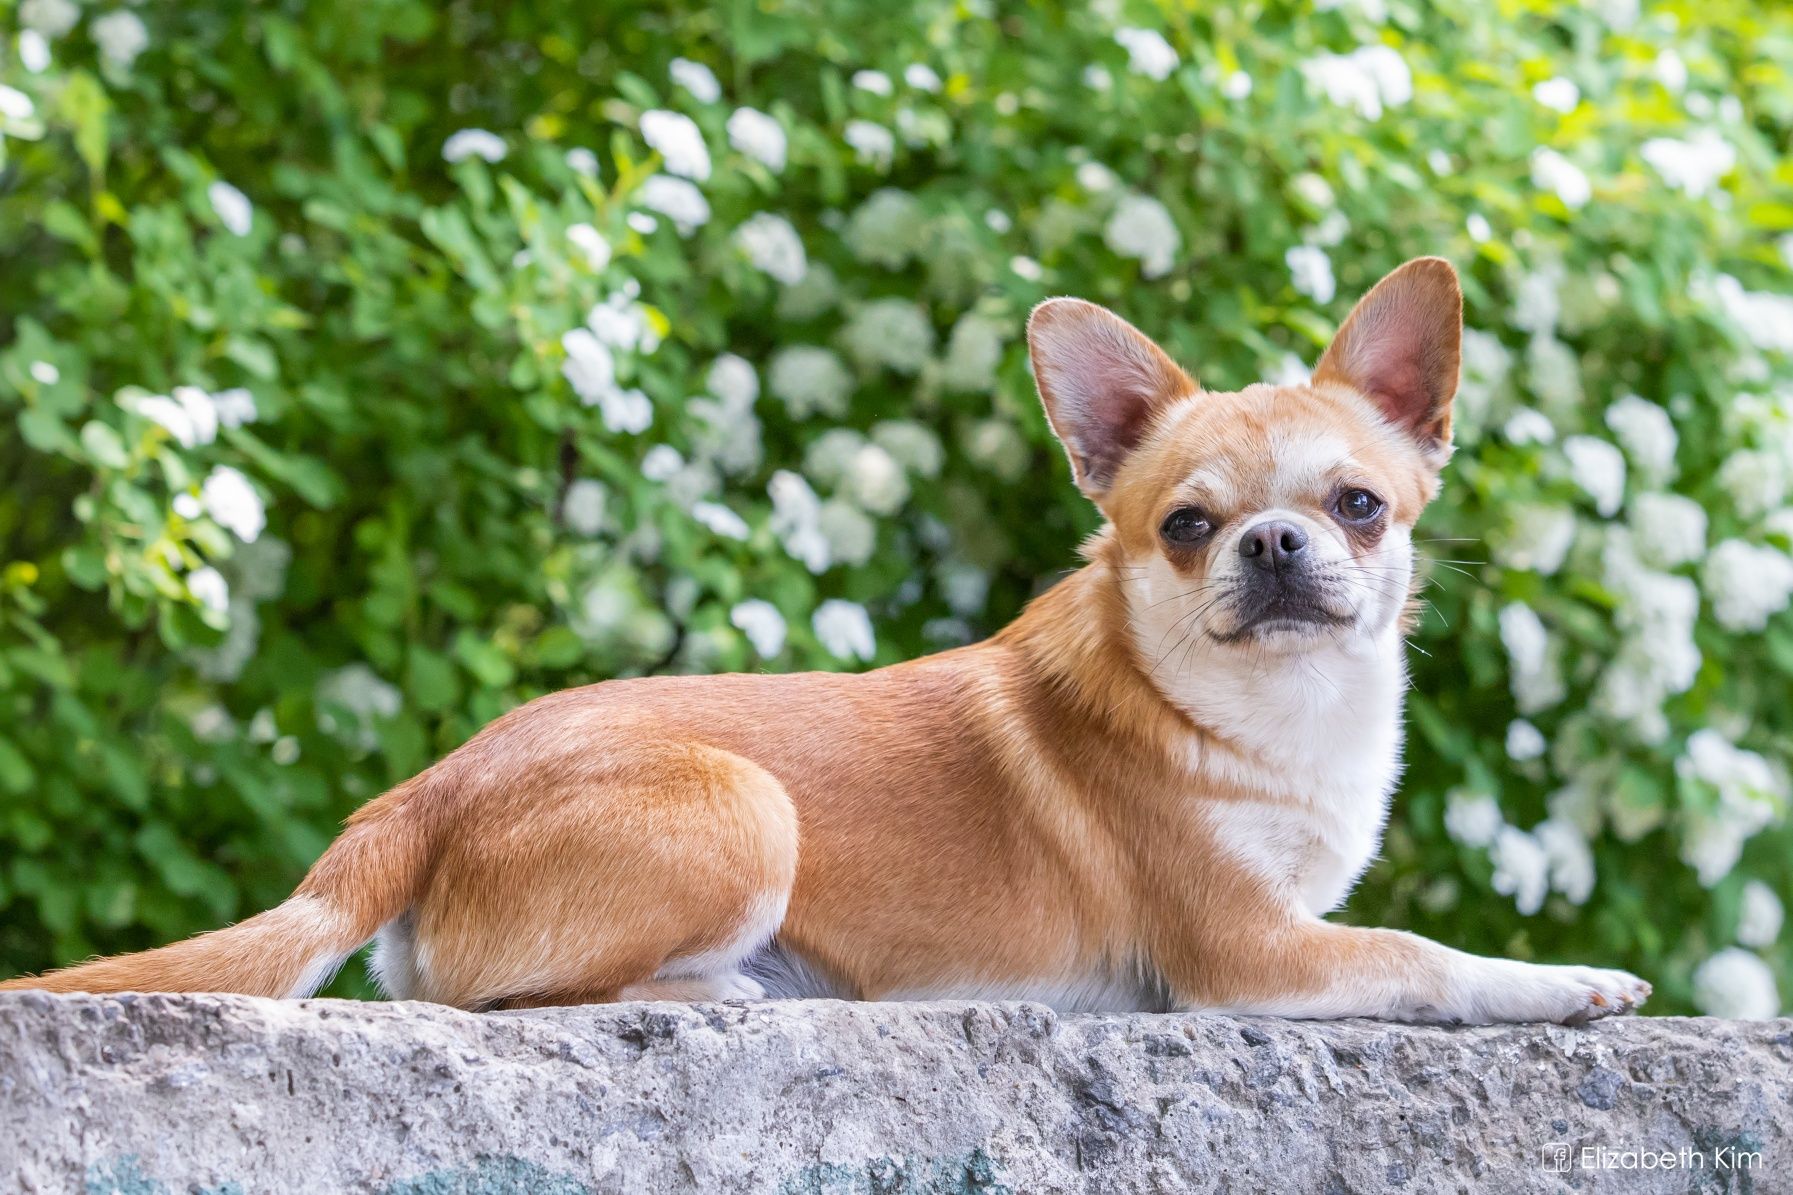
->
<box><xmin>1519</xmin><ymin>964</ymin><xmax>1651</xmax><ymax>1025</ymax></box>
<box><xmin>1550</xmin><ymin>965</ymin><xmax>1652</xmax><ymax>1024</ymax></box>
<box><xmin>1460</xmin><ymin>960</ymin><xmax>1651</xmax><ymax>1025</ymax></box>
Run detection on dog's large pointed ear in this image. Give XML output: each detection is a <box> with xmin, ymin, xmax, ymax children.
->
<box><xmin>1312</xmin><ymin>257</ymin><xmax>1462</xmax><ymax>468</ymax></box>
<box><xmin>1027</xmin><ymin>298</ymin><xmax>1195</xmax><ymax>500</ymax></box>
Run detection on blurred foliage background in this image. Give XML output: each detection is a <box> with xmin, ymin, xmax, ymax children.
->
<box><xmin>1</xmin><ymin>0</ymin><xmax>1790</xmax><ymax>1013</ymax></box>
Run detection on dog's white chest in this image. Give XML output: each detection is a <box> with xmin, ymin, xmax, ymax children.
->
<box><xmin>1202</xmin><ymin>783</ymin><xmax>1393</xmax><ymax>916</ymax></box>
<box><xmin>1179</xmin><ymin>642</ymin><xmax>1407</xmax><ymax>915</ymax></box>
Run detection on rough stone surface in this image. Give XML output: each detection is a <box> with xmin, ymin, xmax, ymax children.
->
<box><xmin>3</xmin><ymin>993</ymin><xmax>1789</xmax><ymax>1193</ymax></box>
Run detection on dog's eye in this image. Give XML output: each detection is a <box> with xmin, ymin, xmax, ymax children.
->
<box><xmin>1160</xmin><ymin>507</ymin><xmax>1213</xmax><ymax>545</ymax></box>
<box><xmin>1336</xmin><ymin>489</ymin><xmax>1384</xmax><ymax>522</ymax></box>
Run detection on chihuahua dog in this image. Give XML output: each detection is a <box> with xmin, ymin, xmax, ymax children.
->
<box><xmin>3</xmin><ymin>258</ymin><xmax>1649</xmax><ymax>1023</ymax></box>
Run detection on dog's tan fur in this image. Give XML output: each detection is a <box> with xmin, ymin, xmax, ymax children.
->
<box><xmin>2</xmin><ymin>259</ymin><xmax>1649</xmax><ymax>1023</ymax></box>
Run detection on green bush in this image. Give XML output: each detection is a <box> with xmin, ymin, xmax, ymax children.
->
<box><xmin>1</xmin><ymin>0</ymin><xmax>1789</xmax><ymax>1013</ymax></box>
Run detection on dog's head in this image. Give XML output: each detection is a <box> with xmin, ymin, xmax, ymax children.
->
<box><xmin>1028</xmin><ymin>257</ymin><xmax>1460</xmax><ymax>664</ymax></box>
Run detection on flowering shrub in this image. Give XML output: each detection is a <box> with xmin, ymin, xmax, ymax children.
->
<box><xmin>1</xmin><ymin>0</ymin><xmax>1789</xmax><ymax>1013</ymax></box>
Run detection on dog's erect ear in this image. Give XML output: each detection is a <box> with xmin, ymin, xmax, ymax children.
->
<box><xmin>1028</xmin><ymin>298</ymin><xmax>1195</xmax><ymax>499</ymax></box>
<box><xmin>1312</xmin><ymin>257</ymin><xmax>1462</xmax><ymax>467</ymax></box>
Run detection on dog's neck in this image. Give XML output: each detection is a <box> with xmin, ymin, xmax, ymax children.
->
<box><xmin>996</xmin><ymin>540</ymin><xmax>1409</xmax><ymax>805</ymax></box>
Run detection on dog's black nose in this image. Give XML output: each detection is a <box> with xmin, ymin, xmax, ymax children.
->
<box><xmin>1238</xmin><ymin>520</ymin><xmax>1309</xmax><ymax>569</ymax></box>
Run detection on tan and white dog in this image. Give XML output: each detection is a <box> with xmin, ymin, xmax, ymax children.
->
<box><xmin>2</xmin><ymin>258</ymin><xmax>1650</xmax><ymax>1023</ymax></box>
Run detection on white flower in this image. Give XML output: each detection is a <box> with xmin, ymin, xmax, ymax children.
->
<box><xmin>845</xmin><ymin>188</ymin><xmax>926</xmax><ymax>269</ymax></box>
<box><xmin>804</xmin><ymin>429</ymin><xmax>865</xmax><ymax>488</ymax></box>
<box><xmin>0</xmin><ymin>84</ymin><xmax>34</xmax><ymax>122</ymax></box>
<box><xmin>1221</xmin><ymin>70</ymin><xmax>1252</xmax><ymax>100</ymax></box>
<box><xmin>207</xmin><ymin>181</ymin><xmax>252</xmax><ymax>237</ymax></box>
<box><xmin>1009</xmin><ymin>255</ymin><xmax>1043</xmax><ymax>281</ymax></box>
<box><xmin>940</xmin><ymin>314</ymin><xmax>1004</xmax><ymax>393</ymax></box>
<box><xmin>1535</xmin><ymin>818</ymin><xmax>1595</xmax><ymax>904</ymax></box>
<box><xmin>1466</xmin><ymin>212</ymin><xmax>1492</xmax><ymax>243</ymax></box>
<box><xmin>560</xmin><ymin>328</ymin><xmax>617</xmax><ymax>405</ymax></box>
<box><xmin>202</xmin><ymin>465</ymin><xmax>265</xmax><ymax>542</ymax></box>
<box><xmin>1103</xmin><ymin>193</ymin><xmax>1180</xmax><ymax>279</ymax></box>
<box><xmin>1655</xmin><ymin>47</ymin><xmax>1688</xmax><ymax>92</ymax></box>
<box><xmin>937</xmin><ymin>561</ymin><xmax>989</xmax><ymax>616</ymax></box>
<box><xmin>1712</xmin><ymin>274</ymin><xmax>1793</xmax><ymax>354</ymax></box>
<box><xmin>770</xmin><ymin>346</ymin><xmax>853</xmax><ymax>418</ymax></box>
<box><xmin>730</xmin><ymin>599</ymin><xmax>787</xmax><ymax>657</ymax></box>
<box><xmin>1526</xmin><ymin>336</ymin><xmax>1581</xmax><ymax>412</ymax></box>
<box><xmin>1718</xmin><ymin>449</ymin><xmax>1786</xmax><ymax>519</ymax></box>
<box><xmin>1444</xmin><ymin>789</ymin><xmax>1504</xmax><ymax>849</ymax></box>
<box><xmin>1083</xmin><ymin>65</ymin><xmax>1113</xmax><ymax>92</ymax></box>
<box><xmin>586</xmin><ymin>290</ymin><xmax>659</xmax><ymax>353</ymax></box>
<box><xmin>1506</xmin><ymin>719</ymin><xmax>1547</xmax><ymax>762</ymax></box>
<box><xmin>1077</xmin><ymin>161</ymin><xmax>1118</xmax><ymax>194</ymax></box>
<box><xmin>1301</xmin><ymin>45</ymin><xmax>1411</xmax><ymax>120</ymax></box>
<box><xmin>1489</xmin><ymin>826</ymin><xmax>1550</xmax><ymax>915</ymax></box>
<box><xmin>817</xmin><ymin>499</ymin><xmax>876</xmax><ymax>566</ymax></box>
<box><xmin>1604</xmin><ymin>394</ymin><xmax>1677</xmax><ymax>481</ymax></box>
<box><xmin>442</xmin><ymin>128</ymin><xmax>507</xmax><ymax>164</ymax></box>
<box><xmin>813</xmin><ymin>599</ymin><xmax>876</xmax><ymax>661</ymax></box>
<box><xmin>1530</xmin><ymin>147</ymin><xmax>1591</xmax><ymax>208</ymax></box>
<box><xmin>844</xmin><ymin>120</ymin><xmax>895</xmax><ymax>169</ymax></box>
<box><xmin>1704</xmin><ymin>539</ymin><xmax>1793</xmax><ymax>631</ymax></box>
<box><xmin>904</xmin><ymin>64</ymin><xmax>942</xmax><ymax>92</ymax></box>
<box><xmin>29</xmin><ymin>360</ymin><xmax>59</xmax><ymax>385</ymax></box>
<box><xmin>842</xmin><ymin>298</ymin><xmax>934</xmax><ymax>375</ymax></box>
<box><xmin>1285</xmin><ymin>244</ymin><xmax>1337</xmax><ymax>304</ymax></box>
<box><xmin>1532</xmin><ymin>77</ymin><xmax>1579</xmax><ymax>113</ymax></box>
<box><xmin>566</xmin><ymin>223</ymin><xmax>611</xmax><ymax>272</ymax></box>
<box><xmin>1641</xmin><ymin>130</ymin><xmax>1735</xmax><ymax>198</ymax></box>
<box><xmin>1692</xmin><ymin>948</ymin><xmax>1781</xmax><ymax>1019</ymax></box>
<box><xmin>846</xmin><ymin>443</ymin><xmax>909</xmax><ymax>515</ymax></box>
<box><xmin>851</xmin><ymin>69</ymin><xmax>892</xmax><ymax>95</ymax></box>
<box><xmin>170</xmin><ymin>385</ymin><xmax>221</xmax><ymax>446</ymax></box>
<box><xmin>316</xmin><ymin>663</ymin><xmax>401</xmax><ymax>748</ymax></box>
<box><xmin>871</xmin><ymin>421</ymin><xmax>944</xmax><ymax>478</ymax></box>
<box><xmin>691</xmin><ymin>501</ymin><xmax>750</xmax><ymax>541</ymax></box>
<box><xmin>1267</xmin><ymin>354</ymin><xmax>1311</xmax><ymax>388</ymax></box>
<box><xmin>565</xmin><ymin>147</ymin><xmax>600</xmax><ymax>178</ymax></box>
<box><xmin>1114</xmin><ymin>27</ymin><xmax>1178</xmax><ymax>81</ymax></box>
<box><xmin>187</xmin><ymin>566</ymin><xmax>230</xmax><ymax>615</ymax></box>
<box><xmin>1678</xmin><ymin>729</ymin><xmax>1784</xmax><ymax>886</ymax></box>
<box><xmin>734</xmin><ymin>213</ymin><xmax>808</xmax><ymax>285</ymax></box>
<box><xmin>1563</xmin><ymin>435</ymin><xmax>1627</xmax><ymax>517</ymax></box>
<box><xmin>16</xmin><ymin>31</ymin><xmax>46</xmax><ymax>72</ymax></box>
<box><xmin>1601</xmin><ymin>529</ymin><xmax>1702</xmax><ymax>712</ymax></box>
<box><xmin>727</xmin><ymin>107</ymin><xmax>787</xmax><ymax>172</ymax></box>
<box><xmin>20</xmin><ymin>0</ymin><xmax>79</xmax><ymax>38</ymax></box>
<box><xmin>562</xmin><ymin>479</ymin><xmax>607</xmax><ymax>535</ymax></box>
<box><xmin>1511</xmin><ymin>267</ymin><xmax>1563</xmax><ymax>335</ymax></box>
<box><xmin>92</xmin><ymin>10</ymin><xmax>148</xmax><ymax>68</ymax></box>
<box><xmin>640</xmin><ymin>110</ymin><xmax>710</xmax><ymax>181</ymax></box>
<box><xmin>1493</xmin><ymin>503</ymin><xmax>1576</xmax><ymax>575</ymax></box>
<box><xmin>1504</xmin><ymin>408</ymin><xmax>1555</xmax><ymax>445</ymax></box>
<box><xmin>1739</xmin><ymin>881</ymin><xmax>1784</xmax><ymax>948</ymax></box>
<box><xmin>1499</xmin><ymin>602</ymin><xmax>1566</xmax><ymax>713</ymax></box>
<box><xmin>635</xmin><ymin>174</ymin><xmax>710</xmax><ymax>235</ymax></box>
<box><xmin>1628</xmin><ymin>492</ymin><xmax>1706</xmax><ymax>568</ymax></box>
<box><xmin>769</xmin><ymin>470</ymin><xmax>830</xmax><ymax>572</ymax></box>
<box><xmin>669</xmin><ymin>57</ymin><xmax>721</xmax><ymax>103</ymax></box>
<box><xmin>135</xmin><ymin>393</ymin><xmax>201</xmax><ymax>448</ymax></box>
<box><xmin>210</xmin><ymin>387</ymin><xmax>257</xmax><ymax>428</ymax></box>
<box><xmin>707</xmin><ymin>353</ymin><xmax>759</xmax><ymax>410</ymax></box>
<box><xmin>964</xmin><ymin>418</ymin><xmax>1030</xmax><ymax>481</ymax></box>
<box><xmin>641</xmin><ymin>444</ymin><xmax>685</xmax><ymax>483</ymax></box>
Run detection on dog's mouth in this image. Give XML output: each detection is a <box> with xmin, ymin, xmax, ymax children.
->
<box><xmin>1208</xmin><ymin>583</ymin><xmax>1354</xmax><ymax>644</ymax></box>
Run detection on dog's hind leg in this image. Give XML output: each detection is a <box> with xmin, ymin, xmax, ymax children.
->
<box><xmin>399</xmin><ymin>742</ymin><xmax>798</xmax><ymax>1010</ymax></box>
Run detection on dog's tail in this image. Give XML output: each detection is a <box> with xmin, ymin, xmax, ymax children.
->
<box><xmin>0</xmin><ymin>773</ymin><xmax>438</xmax><ymax>998</ymax></box>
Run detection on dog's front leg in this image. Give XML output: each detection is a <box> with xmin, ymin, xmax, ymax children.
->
<box><xmin>1165</xmin><ymin>918</ymin><xmax>1649</xmax><ymax>1025</ymax></box>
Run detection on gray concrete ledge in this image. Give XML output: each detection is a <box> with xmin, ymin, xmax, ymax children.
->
<box><xmin>2</xmin><ymin>993</ymin><xmax>1788</xmax><ymax>1193</ymax></box>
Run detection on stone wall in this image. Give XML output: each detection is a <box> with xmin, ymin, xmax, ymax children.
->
<box><xmin>3</xmin><ymin>992</ymin><xmax>1787</xmax><ymax>1193</ymax></box>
